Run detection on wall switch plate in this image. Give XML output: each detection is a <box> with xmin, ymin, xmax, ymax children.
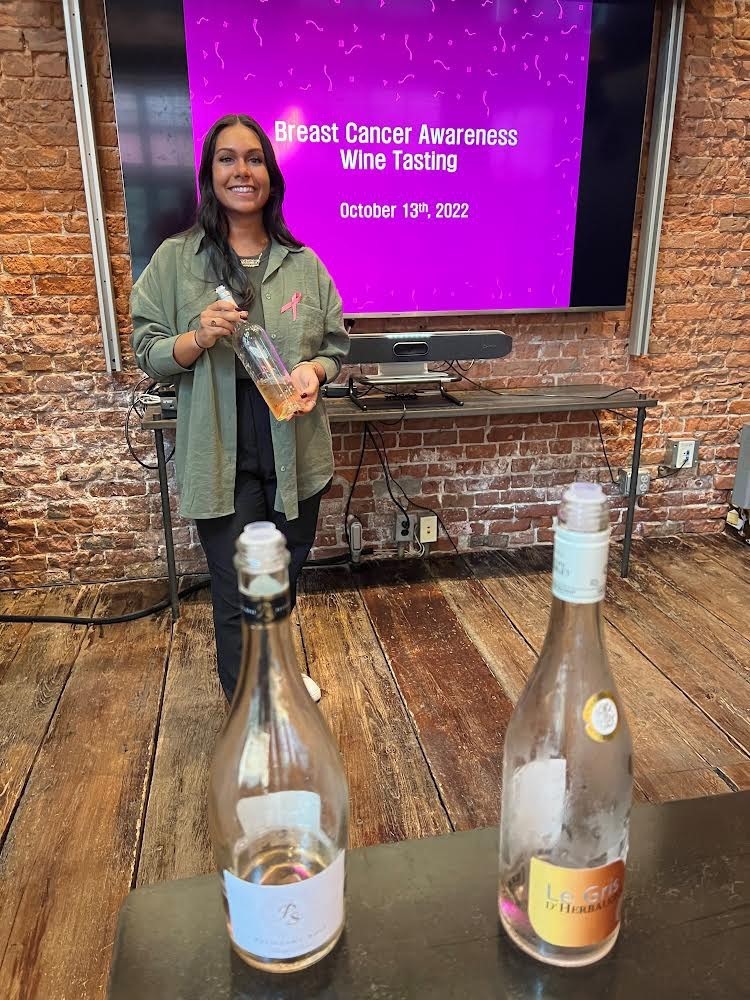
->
<box><xmin>418</xmin><ymin>512</ymin><xmax>439</xmax><ymax>544</ymax></box>
<box><xmin>666</xmin><ymin>439</ymin><xmax>698</xmax><ymax>469</ymax></box>
<box><xmin>618</xmin><ymin>468</ymin><xmax>651</xmax><ymax>497</ymax></box>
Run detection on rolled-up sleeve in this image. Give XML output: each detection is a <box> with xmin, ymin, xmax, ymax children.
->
<box><xmin>130</xmin><ymin>244</ymin><xmax>194</xmax><ymax>381</ymax></box>
<box><xmin>311</xmin><ymin>257</ymin><xmax>350</xmax><ymax>384</ymax></box>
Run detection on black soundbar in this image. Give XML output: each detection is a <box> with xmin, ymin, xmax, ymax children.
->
<box><xmin>346</xmin><ymin>331</ymin><xmax>512</xmax><ymax>365</ymax></box>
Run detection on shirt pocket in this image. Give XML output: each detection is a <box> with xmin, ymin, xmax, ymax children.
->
<box><xmin>286</xmin><ymin>301</ymin><xmax>325</xmax><ymax>361</ymax></box>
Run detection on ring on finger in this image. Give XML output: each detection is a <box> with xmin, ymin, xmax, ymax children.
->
<box><xmin>211</xmin><ymin>319</ymin><xmax>217</xmax><ymax>327</ymax></box>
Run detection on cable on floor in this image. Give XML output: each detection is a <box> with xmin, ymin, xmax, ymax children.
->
<box><xmin>0</xmin><ymin>578</ymin><xmax>210</xmax><ymax>626</ymax></box>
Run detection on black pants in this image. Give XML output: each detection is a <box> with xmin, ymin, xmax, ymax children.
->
<box><xmin>196</xmin><ymin>380</ymin><xmax>327</xmax><ymax>703</ymax></box>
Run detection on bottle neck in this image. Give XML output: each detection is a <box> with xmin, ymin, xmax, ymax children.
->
<box><xmin>232</xmin><ymin>581</ymin><xmax>300</xmax><ymax>714</ymax></box>
<box><xmin>545</xmin><ymin>595</ymin><xmax>606</xmax><ymax>647</ymax></box>
<box><xmin>551</xmin><ymin>519</ymin><xmax>609</xmax><ymax>606</ymax></box>
<box><xmin>543</xmin><ymin>517</ymin><xmax>610</xmax><ymax>662</ymax></box>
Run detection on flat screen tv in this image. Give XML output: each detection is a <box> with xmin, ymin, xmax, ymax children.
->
<box><xmin>105</xmin><ymin>0</ymin><xmax>655</xmax><ymax>318</ymax></box>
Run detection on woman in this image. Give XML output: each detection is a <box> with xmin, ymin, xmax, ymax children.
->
<box><xmin>131</xmin><ymin>114</ymin><xmax>349</xmax><ymax>703</ymax></box>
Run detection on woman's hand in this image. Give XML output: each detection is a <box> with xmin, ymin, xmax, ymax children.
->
<box><xmin>194</xmin><ymin>300</ymin><xmax>248</xmax><ymax>349</ymax></box>
<box><xmin>290</xmin><ymin>362</ymin><xmax>324</xmax><ymax>414</ymax></box>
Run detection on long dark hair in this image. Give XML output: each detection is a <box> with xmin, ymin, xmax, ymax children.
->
<box><xmin>193</xmin><ymin>114</ymin><xmax>302</xmax><ymax>308</ymax></box>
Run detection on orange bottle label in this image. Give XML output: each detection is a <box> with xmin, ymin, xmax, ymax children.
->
<box><xmin>528</xmin><ymin>857</ymin><xmax>625</xmax><ymax>948</ymax></box>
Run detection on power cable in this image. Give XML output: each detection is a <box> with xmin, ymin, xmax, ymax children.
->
<box><xmin>367</xmin><ymin>424</ymin><xmax>462</xmax><ymax>557</ymax></box>
<box><xmin>125</xmin><ymin>377</ymin><xmax>175</xmax><ymax>469</ymax></box>
<box><xmin>0</xmin><ymin>550</ymin><xmax>365</xmax><ymax>625</ymax></box>
<box><xmin>655</xmin><ymin>455</ymin><xmax>690</xmax><ymax>479</ymax></box>
<box><xmin>0</xmin><ymin>578</ymin><xmax>210</xmax><ymax>625</ymax></box>
<box><xmin>343</xmin><ymin>423</ymin><xmax>368</xmax><ymax>547</ymax></box>
<box><xmin>594</xmin><ymin>412</ymin><xmax>618</xmax><ymax>485</ymax></box>
<box><xmin>365</xmin><ymin>426</ymin><xmax>410</xmax><ymax>523</ymax></box>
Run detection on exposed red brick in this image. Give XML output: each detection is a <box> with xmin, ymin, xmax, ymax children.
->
<box><xmin>24</xmin><ymin>27</ymin><xmax>67</xmax><ymax>52</ymax></box>
<box><xmin>31</xmin><ymin>51</ymin><xmax>67</xmax><ymax>76</ymax></box>
<box><xmin>0</xmin><ymin>27</ymin><xmax>23</xmax><ymax>49</ymax></box>
<box><xmin>1</xmin><ymin>50</ymin><xmax>33</xmax><ymax>75</ymax></box>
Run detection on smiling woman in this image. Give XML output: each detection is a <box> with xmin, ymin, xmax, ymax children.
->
<box><xmin>213</xmin><ymin>131</ymin><xmax>271</xmax><ymax>217</ymax></box>
<box><xmin>130</xmin><ymin>113</ymin><xmax>349</xmax><ymax>703</ymax></box>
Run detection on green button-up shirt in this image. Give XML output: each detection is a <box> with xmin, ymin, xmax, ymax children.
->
<box><xmin>130</xmin><ymin>228</ymin><xmax>349</xmax><ymax>520</ymax></box>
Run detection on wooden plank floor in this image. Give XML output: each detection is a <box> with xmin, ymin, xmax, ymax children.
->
<box><xmin>1</xmin><ymin>536</ymin><xmax>749</xmax><ymax>998</ymax></box>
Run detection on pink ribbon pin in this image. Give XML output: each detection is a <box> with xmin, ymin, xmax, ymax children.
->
<box><xmin>281</xmin><ymin>291</ymin><xmax>302</xmax><ymax>321</ymax></box>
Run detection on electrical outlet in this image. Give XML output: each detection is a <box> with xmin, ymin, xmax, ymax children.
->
<box><xmin>417</xmin><ymin>512</ymin><xmax>438</xmax><ymax>544</ymax></box>
<box><xmin>394</xmin><ymin>512</ymin><xmax>417</xmax><ymax>542</ymax></box>
<box><xmin>618</xmin><ymin>468</ymin><xmax>651</xmax><ymax>497</ymax></box>
<box><xmin>666</xmin><ymin>438</ymin><xmax>698</xmax><ymax>470</ymax></box>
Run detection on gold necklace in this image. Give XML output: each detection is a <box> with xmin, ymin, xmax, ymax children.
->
<box><xmin>238</xmin><ymin>243</ymin><xmax>270</xmax><ymax>268</ymax></box>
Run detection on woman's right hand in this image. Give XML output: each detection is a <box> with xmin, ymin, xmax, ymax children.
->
<box><xmin>194</xmin><ymin>300</ymin><xmax>248</xmax><ymax>349</ymax></box>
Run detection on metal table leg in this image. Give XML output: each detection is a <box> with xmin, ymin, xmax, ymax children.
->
<box><xmin>154</xmin><ymin>428</ymin><xmax>180</xmax><ymax>620</ymax></box>
<box><xmin>621</xmin><ymin>407</ymin><xmax>646</xmax><ymax>578</ymax></box>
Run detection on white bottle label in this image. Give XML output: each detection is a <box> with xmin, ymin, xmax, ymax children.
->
<box><xmin>223</xmin><ymin>849</ymin><xmax>345</xmax><ymax>960</ymax></box>
<box><xmin>551</xmin><ymin>524</ymin><xmax>610</xmax><ymax>604</ymax></box>
<box><xmin>511</xmin><ymin>758</ymin><xmax>567</xmax><ymax>844</ymax></box>
<box><xmin>236</xmin><ymin>789</ymin><xmax>321</xmax><ymax>837</ymax></box>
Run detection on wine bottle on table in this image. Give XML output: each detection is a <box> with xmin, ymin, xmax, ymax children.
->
<box><xmin>208</xmin><ymin>522</ymin><xmax>349</xmax><ymax>973</ymax></box>
<box><xmin>498</xmin><ymin>481</ymin><xmax>633</xmax><ymax>967</ymax></box>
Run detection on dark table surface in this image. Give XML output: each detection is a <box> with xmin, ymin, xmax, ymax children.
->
<box><xmin>108</xmin><ymin>792</ymin><xmax>750</xmax><ymax>1000</ymax></box>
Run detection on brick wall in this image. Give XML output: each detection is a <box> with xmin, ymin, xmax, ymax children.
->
<box><xmin>1</xmin><ymin>0</ymin><xmax>748</xmax><ymax>588</ymax></box>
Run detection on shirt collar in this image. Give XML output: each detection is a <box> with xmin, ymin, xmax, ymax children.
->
<box><xmin>186</xmin><ymin>226</ymin><xmax>303</xmax><ymax>285</ymax></box>
<box><xmin>189</xmin><ymin>226</ymin><xmax>304</xmax><ymax>257</ymax></box>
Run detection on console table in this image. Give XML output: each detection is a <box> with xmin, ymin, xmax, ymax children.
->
<box><xmin>108</xmin><ymin>791</ymin><xmax>749</xmax><ymax>1000</ymax></box>
<box><xmin>140</xmin><ymin>384</ymin><xmax>657</xmax><ymax>618</ymax></box>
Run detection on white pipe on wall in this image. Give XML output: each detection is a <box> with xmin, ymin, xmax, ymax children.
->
<box><xmin>629</xmin><ymin>0</ymin><xmax>686</xmax><ymax>357</ymax></box>
<box><xmin>62</xmin><ymin>0</ymin><xmax>122</xmax><ymax>372</ymax></box>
